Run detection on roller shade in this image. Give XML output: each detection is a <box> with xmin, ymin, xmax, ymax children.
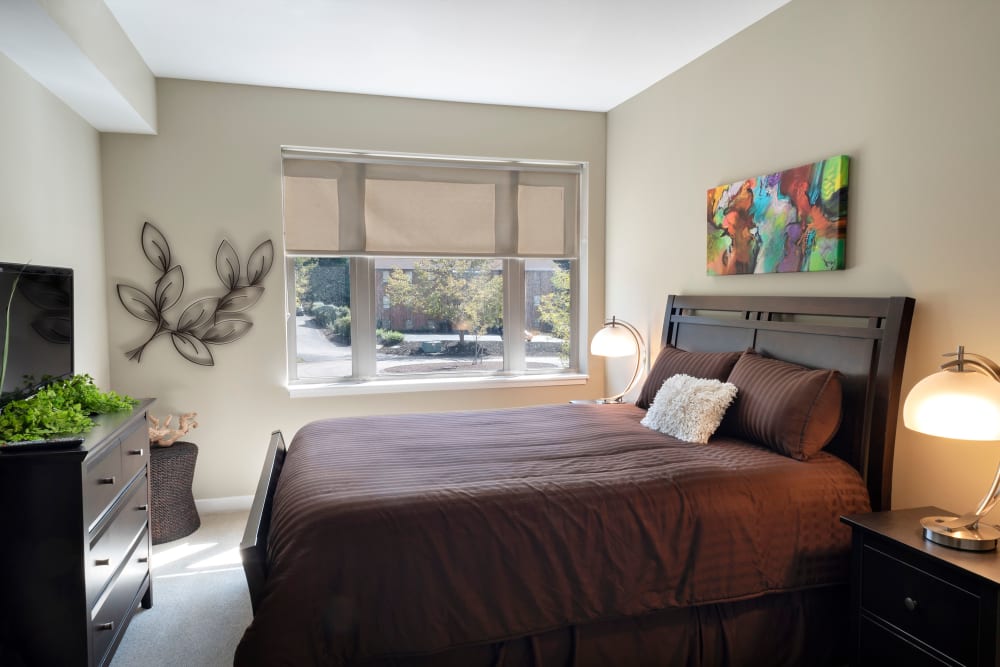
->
<box><xmin>365</xmin><ymin>180</ymin><xmax>496</xmax><ymax>254</ymax></box>
<box><xmin>282</xmin><ymin>150</ymin><xmax>581</xmax><ymax>258</ymax></box>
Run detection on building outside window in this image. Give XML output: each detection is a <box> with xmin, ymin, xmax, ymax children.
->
<box><xmin>283</xmin><ymin>148</ymin><xmax>586</xmax><ymax>390</ymax></box>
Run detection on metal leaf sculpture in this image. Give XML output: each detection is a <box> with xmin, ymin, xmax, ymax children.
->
<box><xmin>117</xmin><ymin>221</ymin><xmax>274</xmax><ymax>365</ymax></box>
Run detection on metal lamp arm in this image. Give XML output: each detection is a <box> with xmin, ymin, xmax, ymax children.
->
<box><xmin>935</xmin><ymin>347</ymin><xmax>1000</xmax><ymax>528</ymax></box>
<box><xmin>941</xmin><ymin>346</ymin><xmax>1000</xmax><ymax>381</ymax></box>
<box><xmin>598</xmin><ymin>319</ymin><xmax>646</xmax><ymax>404</ymax></box>
<box><xmin>937</xmin><ymin>461</ymin><xmax>1000</xmax><ymax>531</ymax></box>
<box><xmin>914</xmin><ymin>345</ymin><xmax>1000</xmax><ymax>549</ymax></box>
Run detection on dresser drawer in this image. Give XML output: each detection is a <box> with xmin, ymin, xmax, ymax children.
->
<box><xmin>87</xmin><ymin>475</ymin><xmax>149</xmax><ymax>607</ymax></box>
<box><xmin>84</xmin><ymin>441</ymin><xmax>124</xmax><ymax>530</ymax></box>
<box><xmin>119</xmin><ymin>422</ymin><xmax>149</xmax><ymax>483</ymax></box>
<box><xmin>861</xmin><ymin>543</ymin><xmax>980</xmax><ymax>663</ymax></box>
<box><xmin>859</xmin><ymin>615</ymin><xmax>950</xmax><ymax>666</ymax></box>
<box><xmin>92</xmin><ymin>531</ymin><xmax>150</xmax><ymax>667</ymax></box>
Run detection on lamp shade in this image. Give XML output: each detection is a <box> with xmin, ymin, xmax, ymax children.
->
<box><xmin>903</xmin><ymin>369</ymin><xmax>1000</xmax><ymax>440</ymax></box>
<box><xmin>590</xmin><ymin>324</ymin><xmax>637</xmax><ymax>357</ymax></box>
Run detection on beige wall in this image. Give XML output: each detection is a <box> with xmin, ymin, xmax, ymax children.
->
<box><xmin>101</xmin><ymin>79</ymin><xmax>607</xmax><ymax>499</ymax></box>
<box><xmin>607</xmin><ymin>0</ymin><xmax>1000</xmax><ymax>514</ymax></box>
<box><xmin>0</xmin><ymin>53</ymin><xmax>111</xmax><ymax>388</ymax></box>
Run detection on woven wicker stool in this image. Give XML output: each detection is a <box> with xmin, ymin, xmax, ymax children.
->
<box><xmin>150</xmin><ymin>441</ymin><xmax>201</xmax><ymax>544</ymax></box>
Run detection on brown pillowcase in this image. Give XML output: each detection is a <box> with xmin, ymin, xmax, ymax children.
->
<box><xmin>718</xmin><ymin>351</ymin><xmax>842</xmax><ymax>460</ymax></box>
<box><xmin>636</xmin><ymin>344</ymin><xmax>742</xmax><ymax>409</ymax></box>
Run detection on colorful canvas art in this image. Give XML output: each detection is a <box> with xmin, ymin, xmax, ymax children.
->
<box><xmin>707</xmin><ymin>155</ymin><xmax>849</xmax><ymax>275</ymax></box>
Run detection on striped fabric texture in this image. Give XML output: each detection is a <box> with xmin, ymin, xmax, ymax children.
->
<box><xmin>635</xmin><ymin>344</ymin><xmax>742</xmax><ymax>409</ymax></box>
<box><xmin>238</xmin><ymin>402</ymin><xmax>868</xmax><ymax>665</ymax></box>
<box><xmin>719</xmin><ymin>351</ymin><xmax>842</xmax><ymax>460</ymax></box>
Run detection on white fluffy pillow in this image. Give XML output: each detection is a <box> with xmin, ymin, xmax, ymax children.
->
<box><xmin>640</xmin><ymin>373</ymin><xmax>738</xmax><ymax>444</ymax></box>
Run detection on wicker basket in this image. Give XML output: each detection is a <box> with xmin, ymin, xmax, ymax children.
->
<box><xmin>150</xmin><ymin>441</ymin><xmax>201</xmax><ymax>544</ymax></box>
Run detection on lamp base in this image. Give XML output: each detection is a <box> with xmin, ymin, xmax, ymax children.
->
<box><xmin>921</xmin><ymin>515</ymin><xmax>1000</xmax><ymax>551</ymax></box>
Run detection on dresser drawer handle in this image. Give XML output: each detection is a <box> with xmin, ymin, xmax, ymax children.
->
<box><xmin>98</xmin><ymin>476</ymin><xmax>116</xmax><ymax>485</ymax></box>
<box><xmin>96</xmin><ymin>621</ymin><xmax>114</xmax><ymax>632</ymax></box>
<box><xmin>138</xmin><ymin>556</ymin><xmax>149</xmax><ymax>564</ymax></box>
<box><xmin>127</xmin><ymin>448</ymin><xmax>144</xmax><ymax>456</ymax></box>
<box><xmin>903</xmin><ymin>596</ymin><xmax>918</xmax><ymax>612</ymax></box>
<box><xmin>94</xmin><ymin>558</ymin><xmax>111</xmax><ymax>566</ymax></box>
<box><xmin>136</xmin><ymin>504</ymin><xmax>149</xmax><ymax>512</ymax></box>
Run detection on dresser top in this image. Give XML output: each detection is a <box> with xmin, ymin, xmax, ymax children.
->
<box><xmin>843</xmin><ymin>506</ymin><xmax>1000</xmax><ymax>586</ymax></box>
<box><xmin>0</xmin><ymin>398</ymin><xmax>154</xmax><ymax>461</ymax></box>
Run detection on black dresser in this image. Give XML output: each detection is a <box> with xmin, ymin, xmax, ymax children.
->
<box><xmin>0</xmin><ymin>399</ymin><xmax>154</xmax><ymax>666</ymax></box>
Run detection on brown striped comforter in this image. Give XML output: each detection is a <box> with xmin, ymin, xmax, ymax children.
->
<box><xmin>235</xmin><ymin>403</ymin><xmax>870</xmax><ymax>666</ymax></box>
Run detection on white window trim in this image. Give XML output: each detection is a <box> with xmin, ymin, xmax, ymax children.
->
<box><xmin>288</xmin><ymin>372</ymin><xmax>588</xmax><ymax>398</ymax></box>
<box><xmin>282</xmin><ymin>154</ymin><xmax>589</xmax><ymax>397</ymax></box>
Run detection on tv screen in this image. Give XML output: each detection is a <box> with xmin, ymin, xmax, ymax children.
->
<box><xmin>0</xmin><ymin>262</ymin><xmax>74</xmax><ymax>408</ymax></box>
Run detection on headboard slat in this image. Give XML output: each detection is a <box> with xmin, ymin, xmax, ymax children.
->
<box><xmin>671</xmin><ymin>314</ymin><xmax>885</xmax><ymax>340</ymax></box>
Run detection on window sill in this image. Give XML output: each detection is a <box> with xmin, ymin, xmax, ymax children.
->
<box><xmin>288</xmin><ymin>372</ymin><xmax>588</xmax><ymax>398</ymax></box>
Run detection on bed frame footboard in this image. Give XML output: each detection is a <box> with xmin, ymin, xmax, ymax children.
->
<box><xmin>240</xmin><ymin>430</ymin><xmax>287</xmax><ymax>614</ymax></box>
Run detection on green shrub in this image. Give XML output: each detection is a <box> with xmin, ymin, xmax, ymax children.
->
<box><xmin>377</xmin><ymin>329</ymin><xmax>405</xmax><ymax>346</ymax></box>
<box><xmin>332</xmin><ymin>314</ymin><xmax>351</xmax><ymax>342</ymax></box>
<box><xmin>312</xmin><ymin>305</ymin><xmax>337</xmax><ymax>328</ymax></box>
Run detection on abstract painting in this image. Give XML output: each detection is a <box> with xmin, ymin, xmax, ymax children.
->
<box><xmin>707</xmin><ymin>155</ymin><xmax>849</xmax><ymax>275</ymax></box>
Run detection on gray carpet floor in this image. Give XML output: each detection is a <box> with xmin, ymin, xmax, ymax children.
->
<box><xmin>111</xmin><ymin>510</ymin><xmax>252</xmax><ymax>667</ymax></box>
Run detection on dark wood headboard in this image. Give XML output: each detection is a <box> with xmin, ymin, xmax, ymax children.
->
<box><xmin>660</xmin><ymin>295</ymin><xmax>914</xmax><ymax>512</ymax></box>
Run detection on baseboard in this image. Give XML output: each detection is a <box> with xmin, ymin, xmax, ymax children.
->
<box><xmin>195</xmin><ymin>495</ymin><xmax>254</xmax><ymax>514</ymax></box>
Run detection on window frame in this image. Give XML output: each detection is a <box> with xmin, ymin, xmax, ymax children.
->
<box><xmin>283</xmin><ymin>151</ymin><xmax>589</xmax><ymax>396</ymax></box>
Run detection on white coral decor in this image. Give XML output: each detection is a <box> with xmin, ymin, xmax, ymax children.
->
<box><xmin>640</xmin><ymin>373</ymin><xmax>738</xmax><ymax>444</ymax></box>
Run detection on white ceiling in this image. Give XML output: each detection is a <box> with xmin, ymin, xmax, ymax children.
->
<box><xmin>102</xmin><ymin>0</ymin><xmax>790</xmax><ymax>112</ymax></box>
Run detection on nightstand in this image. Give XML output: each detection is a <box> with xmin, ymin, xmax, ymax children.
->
<box><xmin>842</xmin><ymin>507</ymin><xmax>1000</xmax><ymax>666</ymax></box>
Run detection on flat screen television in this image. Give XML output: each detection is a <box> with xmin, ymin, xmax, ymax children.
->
<box><xmin>0</xmin><ymin>262</ymin><xmax>74</xmax><ymax>409</ymax></box>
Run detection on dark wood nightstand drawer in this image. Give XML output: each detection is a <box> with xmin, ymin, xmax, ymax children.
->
<box><xmin>859</xmin><ymin>615</ymin><xmax>950</xmax><ymax>666</ymax></box>
<box><xmin>845</xmin><ymin>508</ymin><xmax>1000</xmax><ymax>667</ymax></box>
<box><xmin>861</xmin><ymin>543</ymin><xmax>979</xmax><ymax>663</ymax></box>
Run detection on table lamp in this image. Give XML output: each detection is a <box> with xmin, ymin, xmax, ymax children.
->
<box><xmin>590</xmin><ymin>316</ymin><xmax>645</xmax><ymax>404</ymax></box>
<box><xmin>903</xmin><ymin>345</ymin><xmax>1000</xmax><ymax>551</ymax></box>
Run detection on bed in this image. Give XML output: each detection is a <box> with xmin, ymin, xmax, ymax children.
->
<box><xmin>237</xmin><ymin>294</ymin><xmax>914</xmax><ymax>666</ymax></box>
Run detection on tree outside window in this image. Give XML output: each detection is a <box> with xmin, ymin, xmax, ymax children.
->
<box><xmin>386</xmin><ymin>259</ymin><xmax>502</xmax><ymax>363</ymax></box>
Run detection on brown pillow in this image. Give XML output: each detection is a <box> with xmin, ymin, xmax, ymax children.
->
<box><xmin>636</xmin><ymin>344</ymin><xmax>742</xmax><ymax>409</ymax></box>
<box><xmin>719</xmin><ymin>351</ymin><xmax>842</xmax><ymax>460</ymax></box>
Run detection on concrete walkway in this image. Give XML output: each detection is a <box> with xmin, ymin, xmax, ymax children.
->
<box><xmin>293</xmin><ymin>316</ymin><xmax>565</xmax><ymax>379</ymax></box>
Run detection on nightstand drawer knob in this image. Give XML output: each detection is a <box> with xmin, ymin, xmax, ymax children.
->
<box><xmin>96</xmin><ymin>621</ymin><xmax>114</xmax><ymax>632</ymax></box>
<box><xmin>128</xmin><ymin>448</ymin><xmax>144</xmax><ymax>456</ymax></box>
<box><xmin>98</xmin><ymin>476</ymin><xmax>116</xmax><ymax>485</ymax></box>
<box><xmin>94</xmin><ymin>558</ymin><xmax>111</xmax><ymax>566</ymax></box>
<box><xmin>903</xmin><ymin>596</ymin><xmax>918</xmax><ymax>612</ymax></box>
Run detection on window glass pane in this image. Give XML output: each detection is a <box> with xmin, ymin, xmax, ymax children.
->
<box><xmin>374</xmin><ymin>258</ymin><xmax>503</xmax><ymax>376</ymax></box>
<box><xmin>525</xmin><ymin>259</ymin><xmax>573</xmax><ymax>370</ymax></box>
<box><xmin>293</xmin><ymin>257</ymin><xmax>351</xmax><ymax>379</ymax></box>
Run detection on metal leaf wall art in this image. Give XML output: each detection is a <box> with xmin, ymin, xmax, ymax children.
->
<box><xmin>117</xmin><ymin>222</ymin><xmax>274</xmax><ymax>366</ymax></box>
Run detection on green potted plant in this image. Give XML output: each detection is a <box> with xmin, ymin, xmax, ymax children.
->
<box><xmin>0</xmin><ymin>374</ymin><xmax>137</xmax><ymax>445</ymax></box>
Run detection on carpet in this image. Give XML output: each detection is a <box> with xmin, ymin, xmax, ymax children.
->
<box><xmin>110</xmin><ymin>510</ymin><xmax>252</xmax><ymax>667</ymax></box>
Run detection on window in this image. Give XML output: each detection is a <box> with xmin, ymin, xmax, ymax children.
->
<box><xmin>283</xmin><ymin>148</ymin><xmax>586</xmax><ymax>390</ymax></box>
